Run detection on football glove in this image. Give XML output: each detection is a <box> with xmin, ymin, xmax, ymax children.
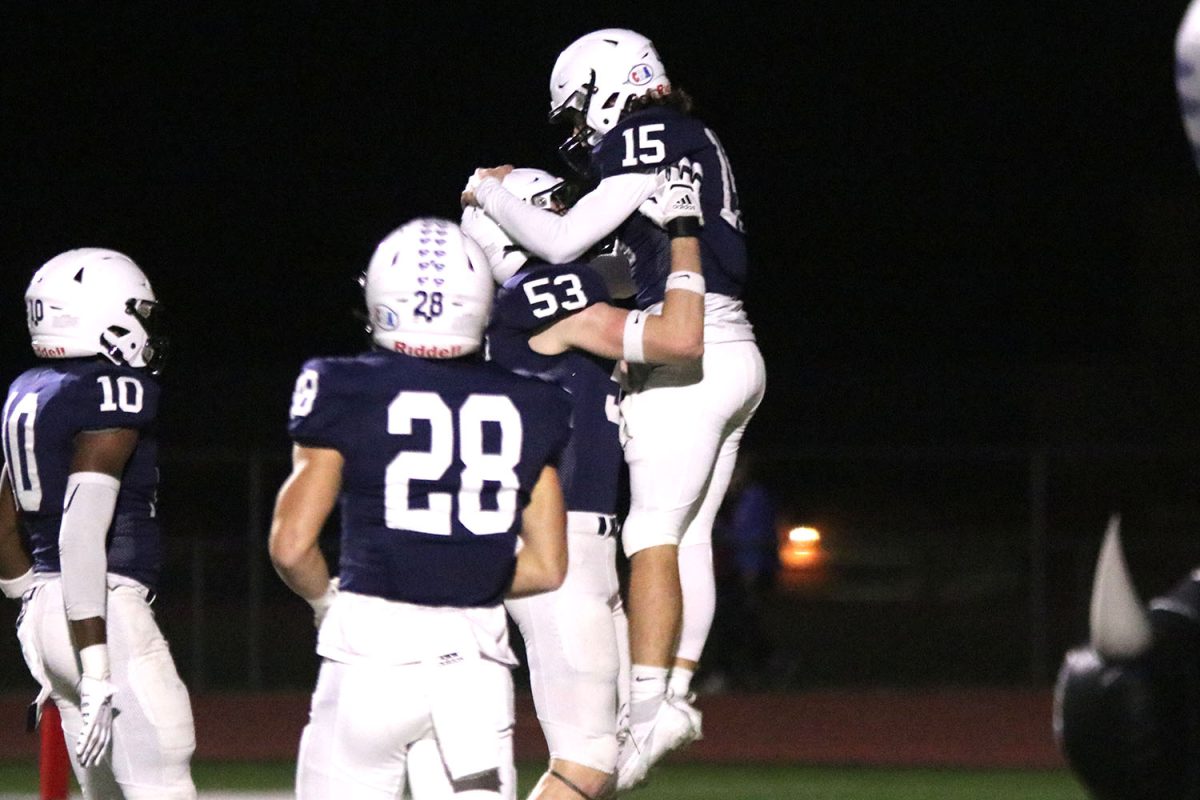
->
<box><xmin>76</xmin><ymin>674</ymin><xmax>116</xmax><ymax>768</ymax></box>
<box><xmin>639</xmin><ymin>158</ymin><xmax>704</xmax><ymax>237</ymax></box>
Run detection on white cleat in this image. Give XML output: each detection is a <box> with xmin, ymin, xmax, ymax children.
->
<box><xmin>615</xmin><ymin>694</ymin><xmax>703</xmax><ymax>791</ymax></box>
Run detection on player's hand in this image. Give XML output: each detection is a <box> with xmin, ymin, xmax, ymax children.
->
<box><xmin>461</xmin><ymin>165</ymin><xmax>514</xmax><ymax>207</ymax></box>
<box><xmin>461</xmin><ymin>206</ymin><xmax>508</xmax><ymax>271</ymax></box>
<box><xmin>308</xmin><ymin>576</ymin><xmax>339</xmax><ymax>628</ymax></box>
<box><xmin>76</xmin><ymin>675</ymin><xmax>116</xmax><ymax>768</ymax></box>
<box><xmin>638</xmin><ymin>158</ymin><xmax>704</xmax><ymax>234</ymax></box>
<box><xmin>656</xmin><ymin>159</ymin><xmax>703</xmax><ymax>236</ymax></box>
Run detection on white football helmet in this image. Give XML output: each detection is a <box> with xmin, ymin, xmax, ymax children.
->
<box><xmin>25</xmin><ymin>248</ymin><xmax>165</xmax><ymax>372</ymax></box>
<box><xmin>460</xmin><ymin>168</ymin><xmax>569</xmax><ymax>284</ymax></box>
<box><xmin>549</xmin><ymin>28</ymin><xmax>671</xmax><ymax>168</ymax></box>
<box><xmin>363</xmin><ymin>217</ymin><xmax>493</xmax><ymax>358</ymax></box>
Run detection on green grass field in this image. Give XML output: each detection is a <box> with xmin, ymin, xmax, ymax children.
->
<box><xmin>0</xmin><ymin>761</ymin><xmax>1089</xmax><ymax>799</ymax></box>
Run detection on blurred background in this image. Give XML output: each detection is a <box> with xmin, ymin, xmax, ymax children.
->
<box><xmin>2</xmin><ymin>2</ymin><xmax>1200</xmax><ymax>700</ymax></box>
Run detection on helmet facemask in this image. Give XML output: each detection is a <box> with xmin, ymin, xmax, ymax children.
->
<box><xmin>550</xmin><ymin>70</ymin><xmax>601</xmax><ymax>177</ymax></box>
<box><xmin>106</xmin><ymin>298</ymin><xmax>167</xmax><ymax>374</ymax></box>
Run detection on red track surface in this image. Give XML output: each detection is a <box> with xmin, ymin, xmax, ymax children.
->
<box><xmin>0</xmin><ymin>688</ymin><xmax>1064</xmax><ymax>768</ymax></box>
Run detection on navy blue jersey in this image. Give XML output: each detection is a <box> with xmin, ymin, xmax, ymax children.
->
<box><xmin>288</xmin><ymin>350</ymin><xmax>571</xmax><ymax>608</ymax></box>
<box><xmin>1</xmin><ymin>359</ymin><xmax>162</xmax><ymax>590</ymax></box>
<box><xmin>592</xmin><ymin>105</ymin><xmax>747</xmax><ymax>308</ymax></box>
<box><xmin>486</xmin><ymin>261</ymin><xmax>622</xmax><ymax>517</ymax></box>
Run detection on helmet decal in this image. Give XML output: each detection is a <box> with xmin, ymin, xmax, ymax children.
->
<box><xmin>628</xmin><ymin>64</ymin><xmax>655</xmax><ymax>86</ymax></box>
<box><xmin>373</xmin><ymin>304</ymin><xmax>400</xmax><ymax>331</ymax></box>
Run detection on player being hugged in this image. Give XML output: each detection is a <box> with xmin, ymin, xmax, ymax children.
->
<box><xmin>448</xmin><ymin>164</ymin><xmax>704</xmax><ymax>800</ymax></box>
<box><xmin>0</xmin><ymin>249</ymin><xmax>196</xmax><ymax>799</ymax></box>
<box><xmin>269</xmin><ymin>218</ymin><xmax>571</xmax><ymax>800</ymax></box>
<box><xmin>462</xmin><ymin>29</ymin><xmax>767</xmax><ymax>789</ymax></box>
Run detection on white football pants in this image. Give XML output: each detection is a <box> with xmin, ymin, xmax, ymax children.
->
<box><xmin>621</xmin><ymin>339</ymin><xmax>765</xmax><ymax>665</ymax></box>
<box><xmin>505</xmin><ymin>518</ymin><xmax>625</xmax><ymax>773</ymax></box>
<box><xmin>17</xmin><ymin>575</ymin><xmax>197</xmax><ymax>800</ymax></box>
<box><xmin>620</xmin><ymin>339</ymin><xmax>766</xmax><ymax>556</ymax></box>
<box><xmin>298</xmin><ymin>656</ymin><xmax>515</xmax><ymax>800</ymax></box>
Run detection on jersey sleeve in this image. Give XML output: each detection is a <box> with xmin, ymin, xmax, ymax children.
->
<box><xmin>72</xmin><ymin>366</ymin><xmax>159</xmax><ymax>432</ymax></box>
<box><xmin>494</xmin><ymin>264</ymin><xmax>612</xmax><ymax>334</ymax></box>
<box><xmin>287</xmin><ymin>358</ymin><xmax>350</xmax><ymax>450</ymax></box>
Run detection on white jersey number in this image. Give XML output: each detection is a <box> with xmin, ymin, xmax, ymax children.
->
<box><xmin>705</xmin><ymin>128</ymin><xmax>745</xmax><ymax>233</ymax></box>
<box><xmin>523</xmin><ymin>274</ymin><xmax>588</xmax><ymax>319</ymax></box>
<box><xmin>621</xmin><ymin>124</ymin><xmax>667</xmax><ymax>167</ymax></box>
<box><xmin>97</xmin><ymin>375</ymin><xmax>144</xmax><ymax>413</ymax></box>
<box><xmin>2</xmin><ymin>392</ymin><xmax>43</xmax><ymax>512</ymax></box>
<box><xmin>385</xmin><ymin>391</ymin><xmax>523</xmax><ymax>536</ymax></box>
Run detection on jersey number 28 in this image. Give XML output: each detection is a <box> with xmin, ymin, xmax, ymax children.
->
<box><xmin>387</xmin><ymin>391</ymin><xmax>523</xmax><ymax>537</ymax></box>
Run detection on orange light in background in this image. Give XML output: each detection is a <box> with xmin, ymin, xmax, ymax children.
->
<box><xmin>780</xmin><ymin>525</ymin><xmax>822</xmax><ymax>569</ymax></box>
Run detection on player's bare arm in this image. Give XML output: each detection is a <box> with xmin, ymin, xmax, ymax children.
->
<box><xmin>508</xmin><ymin>464</ymin><xmax>567</xmax><ymax>598</ymax></box>
<box><xmin>530</xmin><ymin>235</ymin><xmax>704</xmax><ymax>364</ymax></box>
<box><xmin>0</xmin><ymin>466</ymin><xmax>32</xmax><ymax>593</ymax></box>
<box><xmin>531</xmin><ymin>163</ymin><xmax>706</xmax><ymax>363</ymax></box>
<box><xmin>269</xmin><ymin>444</ymin><xmax>341</xmax><ymax>611</ymax></box>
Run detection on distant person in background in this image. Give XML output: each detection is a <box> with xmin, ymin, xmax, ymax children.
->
<box><xmin>705</xmin><ymin>452</ymin><xmax>780</xmax><ymax>691</ymax></box>
<box><xmin>0</xmin><ymin>249</ymin><xmax>196</xmax><ymax>799</ymax></box>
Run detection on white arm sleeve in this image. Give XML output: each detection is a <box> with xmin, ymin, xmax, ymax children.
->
<box><xmin>1178</xmin><ymin>0</ymin><xmax>1200</xmax><ymax>165</ymax></box>
<box><xmin>59</xmin><ymin>472</ymin><xmax>120</xmax><ymax>621</ymax></box>
<box><xmin>476</xmin><ymin>172</ymin><xmax>658</xmax><ymax>264</ymax></box>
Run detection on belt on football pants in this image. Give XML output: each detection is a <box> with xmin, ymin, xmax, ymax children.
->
<box><xmin>566</xmin><ymin>511</ymin><xmax>620</xmax><ymax>538</ymax></box>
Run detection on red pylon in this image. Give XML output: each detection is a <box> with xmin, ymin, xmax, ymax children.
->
<box><xmin>39</xmin><ymin>703</ymin><xmax>70</xmax><ymax>800</ymax></box>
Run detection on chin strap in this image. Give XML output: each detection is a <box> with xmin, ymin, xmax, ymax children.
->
<box><xmin>548</xmin><ymin>769</ymin><xmax>601</xmax><ymax>800</ymax></box>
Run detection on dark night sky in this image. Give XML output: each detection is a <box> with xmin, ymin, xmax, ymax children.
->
<box><xmin>2</xmin><ymin>3</ymin><xmax>1198</xmax><ymax>453</ymax></box>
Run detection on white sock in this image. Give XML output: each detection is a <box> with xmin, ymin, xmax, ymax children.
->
<box><xmin>676</xmin><ymin>543</ymin><xmax>716</xmax><ymax>663</ymax></box>
<box><xmin>668</xmin><ymin>665</ymin><xmax>694</xmax><ymax>699</ymax></box>
<box><xmin>629</xmin><ymin>665</ymin><xmax>668</xmax><ymax>728</ymax></box>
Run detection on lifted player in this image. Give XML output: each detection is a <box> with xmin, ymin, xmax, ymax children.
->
<box><xmin>462</xmin><ymin>29</ymin><xmax>766</xmax><ymax>789</ymax></box>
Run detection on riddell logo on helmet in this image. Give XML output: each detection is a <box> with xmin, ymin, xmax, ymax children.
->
<box><xmin>34</xmin><ymin>345</ymin><xmax>67</xmax><ymax>357</ymax></box>
<box><xmin>394</xmin><ymin>341</ymin><xmax>463</xmax><ymax>358</ymax></box>
<box><xmin>628</xmin><ymin>64</ymin><xmax>654</xmax><ymax>85</ymax></box>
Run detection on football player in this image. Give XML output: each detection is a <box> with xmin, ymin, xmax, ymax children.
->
<box><xmin>0</xmin><ymin>249</ymin><xmax>196</xmax><ymax>799</ymax></box>
<box><xmin>1053</xmin><ymin>12</ymin><xmax>1200</xmax><ymax>794</ymax></box>
<box><xmin>269</xmin><ymin>217</ymin><xmax>571</xmax><ymax>800</ymax></box>
<box><xmin>461</xmin><ymin>29</ymin><xmax>766</xmax><ymax>789</ymax></box>
<box><xmin>1054</xmin><ymin>517</ymin><xmax>1200</xmax><ymax>797</ymax></box>
<box><xmin>454</xmin><ymin>164</ymin><xmax>704</xmax><ymax>800</ymax></box>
